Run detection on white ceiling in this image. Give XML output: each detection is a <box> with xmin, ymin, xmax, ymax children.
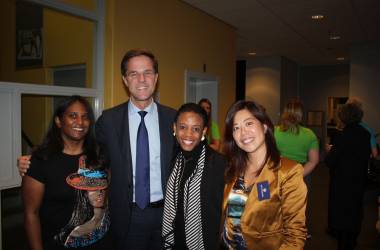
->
<box><xmin>182</xmin><ymin>0</ymin><xmax>380</xmax><ymax>65</ymax></box>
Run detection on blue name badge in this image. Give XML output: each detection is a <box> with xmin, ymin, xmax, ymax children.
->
<box><xmin>257</xmin><ymin>181</ymin><xmax>270</xmax><ymax>201</ymax></box>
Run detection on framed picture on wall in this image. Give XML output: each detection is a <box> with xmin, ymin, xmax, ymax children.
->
<box><xmin>16</xmin><ymin>29</ymin><xmax>43</xmax><ymax>68</ymax></box>
<box><xmin>16</xmin><ymin>1</ymin><xmax>43</xmax><ymax>69</ymax></box>
<box><xmin>307</xmin><ymin>110</ymin><xmax>323</xmax><ymax>127</ymax></box>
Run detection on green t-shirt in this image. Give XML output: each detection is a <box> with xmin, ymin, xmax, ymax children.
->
<box><xmin>274</xmin><ymin>126</ymin><xmax>319</xmax><ymax>163</ymax></box>
<box><xmin>207</xmin><ymin>120</ymin><xmax>220</xmax><ymax>144</ymax></box>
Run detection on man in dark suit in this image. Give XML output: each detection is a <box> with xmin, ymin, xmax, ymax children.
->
<box><xmin>96</xmin><ymin>49</ymin><xmax>176</xmax><ymax>249</ymax></box>
<box><xmin>18</xmin><ymin>49</ymin><xmax>176</xmax><ymax>250</ymax></box>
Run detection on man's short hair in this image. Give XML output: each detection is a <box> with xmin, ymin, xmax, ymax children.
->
<box><xmin>120</xmin><ymin>49</ymin><xmax>158</xmax><ymax>76</ymax></box>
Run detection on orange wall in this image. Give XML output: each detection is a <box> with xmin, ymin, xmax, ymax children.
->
<box><xmin>21</xmin><ymin>95</ymin><xmax>52</xmax><ymax>147</ymax></box>
<box><xmin>0</xmin><ymin>1</ymin><xmax>93</xmax><ymax>86</ymax></box>
<box><xmin>0</xmin><ymin>1</ymin><xmax>45</xmax><ymax>84</ymax></box>
<box><xmin>44</xmin><ymin>9</ymin><xmax>94</xmax><ymax>87</ymax></box>
<box><xmin>104</xmin><ymin>0</ymin><xmax>236</xmax><ymax>133</ymax></box>
<box><xmin>0</xmin><ymin>0</ymin><xmax>236</xmax><ymax>140</ymax></box>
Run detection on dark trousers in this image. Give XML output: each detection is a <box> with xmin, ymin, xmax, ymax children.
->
<box><xmin>336</xmin><ymin>230</ymin><xmax>358</xmax><ymax>250</ymax></box>
<box><xmin>124</xmin><ymin>205</ymin><xmax>164</xmax><ymax>250</ymax></box>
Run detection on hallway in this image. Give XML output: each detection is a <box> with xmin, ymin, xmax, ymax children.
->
<box><xmin>2</xmin><ymin>163</ymin><xmax>379</xmax><ymax>249</ymax></box>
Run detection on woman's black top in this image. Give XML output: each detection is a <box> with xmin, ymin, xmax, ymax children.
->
<box><xmin>171</xmin><ymin>141</ymin><xmax>227</xmax><ymax>249</ymax></box>
<box><xmin>174</xmin><ymin>142</ymin><xmax>203</xmax><ymax>249</ymax></box>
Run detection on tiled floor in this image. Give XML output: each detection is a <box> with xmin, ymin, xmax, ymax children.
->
<box><xmin>2</xmin><ymin>163</ymin><xmax>379</xmax><ymax>250</ymax></box>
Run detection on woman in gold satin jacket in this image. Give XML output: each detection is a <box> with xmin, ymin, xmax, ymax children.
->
<box><xmin>221</xmin><ymin>100</ymin><xmax>307</xmax><ymax>250</ymax></box>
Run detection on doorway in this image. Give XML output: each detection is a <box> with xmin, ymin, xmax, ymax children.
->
<box><xmin>184</xmin><ymin>70</ymin><xmax>219</xmax><ymax>121</ymax></box>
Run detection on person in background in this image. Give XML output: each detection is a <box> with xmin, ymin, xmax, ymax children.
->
<box><xmin>22</xmin><ymin>95</ymin><xmax>111</xmax><ymax>250</ymax></box>
<box><xmin>346</xmin><ymin>97</ymin><xmax>378</xmax><ymax>158</ymax></box>
<box><xmin>198</xmin><ymin>98</ymin><xmax>221</xmax><ymax>151</ymax></box>
<box><xmin>275</xmin><ymin>99</ymin><xmax>320</xmax><ymax>177</ymax></box>
<box><xmin>325</xmin><ymin>103</ymin><xmax>371</xmax><ymax>250</ymax></box>
<box><xmin>328</xmin><ymin>117</ymin><xmax>344</xmax><ymax>147</ymax></box>
<box><xmin>274</xmin><ymin>99</ymin><xmax>319</xmax><ymax>238</ymax></box>
<box><xmin>162</xmin><ymin>103</ymin><xmax>226</xmax><ymax>249</ymax></box>
<box><xmin>221</xmin><ymin>100</ymin><xmax>307</xmax><ymax>249</ymax></box>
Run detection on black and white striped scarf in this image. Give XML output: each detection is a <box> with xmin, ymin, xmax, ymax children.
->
<box><xmin>162</xmin><ymin>144</ymin><xmax>206</xmax><ymax>249</ymax></box>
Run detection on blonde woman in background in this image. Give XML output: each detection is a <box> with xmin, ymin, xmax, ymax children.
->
<box><xmin>274</xmin><ymin>99</ymin><xmax>319</xmax><ymax>238</ymax></box>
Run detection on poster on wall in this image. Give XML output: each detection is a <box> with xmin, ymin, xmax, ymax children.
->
<box><xmin>307</xmin><ymin>111</ymin><xmax>323</xmax><ymax>127</ymax></box>
<box><xmin>16</xmin><ymin>1</ymin><xmax>43</xmax><ymax>69</ymax></box>
<box><xmin>16</xmin><ymin>29</ymin><xmax>43</xmax><ymax>68</ymax></box>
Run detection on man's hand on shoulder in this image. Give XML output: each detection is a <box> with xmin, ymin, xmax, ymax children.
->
<box><xmin>17</xmin><ymin>155</ymin><xmax>31</xmax><ymax>177</ymax></box>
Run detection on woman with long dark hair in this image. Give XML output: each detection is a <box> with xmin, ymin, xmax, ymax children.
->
<box><xmin>22</xmin><ymin>95</ymin><xmax>111</xmax><ymax>250</ymax></box>
<box><xmin>221</xmin><ymin>100</ymin><xmax>307</xmax><ymax>249</ymax></box>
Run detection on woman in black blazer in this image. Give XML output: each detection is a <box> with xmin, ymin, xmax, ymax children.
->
<box><xmin>162</xmin><ymin>103</ymin><xmax>226</xmax><ymax>249</ymax></box>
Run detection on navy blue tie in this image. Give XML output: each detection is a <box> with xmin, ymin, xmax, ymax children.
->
<box><xmin>135</xmin><ymin>111</ymin><xmax>150</xmax><ymax>209</ymax></box>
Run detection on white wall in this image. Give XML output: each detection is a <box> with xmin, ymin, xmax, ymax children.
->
<box><xmin>350</xmin><ymin>43</ymin><xmax>380</xmax><ymax>135</ymax></box>
<box><xmin>280</xmin><ymin>57</ymin><xmax>299</xmax><ymax>110</ymax></box>
<box><xmin>299</xmin><ymin>64</ymin><xmax>350</xmax><ymax>146</ymax></box>
<box><xmin>0</xmin><ymin>91</ymin><xmax>19</xmax><ymax>189</ymax></box>
<box><xmin>245</xmin><ymin>56</ymin><xmax>281</xmax><ymax>124</ymax></box>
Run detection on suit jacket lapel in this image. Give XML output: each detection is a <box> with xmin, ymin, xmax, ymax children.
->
<box><xmin>157</xmin><ymin>103</ymin><xmax>174</xmax><ymax>193</ymax></box>
<box><xmin>157</xmin><ymin>103</ymin><xmax>167</xmax><ymax>192</ymax></box>
<box><xmin>118</xmin><ymin>101</ymin><xmax>133</xmax><ymax>188</ymax></box>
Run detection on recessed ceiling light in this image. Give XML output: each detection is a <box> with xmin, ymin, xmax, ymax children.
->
<box><xmin>311</xmin><ymin>14</ymin><xmax>324</xmax><ymax>20</ymax></box>
<box><xmin>248</xmin><ymin>52</ymin><xmax>256</xmax><ymax>56</ymax></box>
<box><xmin>330</xmin><ymin>35</ymin><xmax>341</xmax><ymax>40</ymax></box>
<box><xmin>336</xmin><ymin>57</ymin><xmax>345</xmax><ymax>61</ymax></box>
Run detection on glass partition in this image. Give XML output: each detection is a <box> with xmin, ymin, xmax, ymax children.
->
<box><xmin>21</xmin><ymin>94</ymin><xmax>95</xmax><ymax>154</ymax></box>
<box><xmin>0</xmin><ymin>1</ymin><xmax>103</xmax><ymax>247</ymax></box>
<box><xmin>0</xmin><ymin>1</ymin><xmax>95</xmax><ymax>88</ymax></box>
